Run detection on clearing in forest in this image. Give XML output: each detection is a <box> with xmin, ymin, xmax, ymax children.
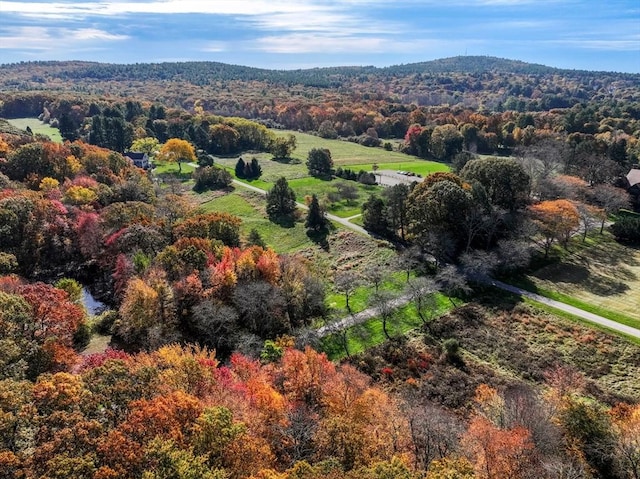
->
<box><xmin>7</xmin><ymin>117</ymin><xmax>63</xmax><ymax>143</ymax></box>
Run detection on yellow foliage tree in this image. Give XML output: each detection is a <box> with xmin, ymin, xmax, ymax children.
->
<box><xmin>39</xmin><ymin>177</ymin><xmax>60</xmax><ymax>193</ymax></box>
<box><xmin>159</xmin><ymin>138</ymin><xmax>196</xmax><ymax>173</ymax></box>
<box><xmin>63</xmin><ymin>185</ymin><xmax>98</xmax><ymax>206</ymax></box>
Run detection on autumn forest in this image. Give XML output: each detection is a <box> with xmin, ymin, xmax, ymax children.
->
<box><xmin>0</xmin><ymin>56</ymin><xmax>639</xmax><ymax>479</ymax></box>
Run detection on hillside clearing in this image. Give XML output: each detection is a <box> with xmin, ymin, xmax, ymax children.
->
<box><xmin>7</xmin><ymin>117</ymin><xmax>62</xmax><ymax>143</ymax></box>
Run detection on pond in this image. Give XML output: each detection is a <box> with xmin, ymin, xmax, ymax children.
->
<box><xmin>81</xmin><ymin>286</ymin><xmax>107</xmax><ymax>316</ymax></box>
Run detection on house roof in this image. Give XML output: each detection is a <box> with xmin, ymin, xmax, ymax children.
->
<box><xmin>627</xmin><ymin>168</ymin><xmax>640</xmax><ymax>187</ymax></box>
<box><xmin>125</xmin><ymin>152</ymin><xmax>147</xmax><ymax>160</ymax></box>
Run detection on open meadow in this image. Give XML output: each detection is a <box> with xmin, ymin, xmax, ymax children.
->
<box><xmin>213</xmin><ymin>130</ymin><xmax>449</xmax><ymax>218</ymax></box>
<box><xmin>7</xmin><ymin>117</ymin><xmax>62</xmax><ymax>143</ymax></box>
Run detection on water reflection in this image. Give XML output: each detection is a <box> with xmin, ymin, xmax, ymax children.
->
<box><xmin>81</xmin><ymin>287</ymin><xmax>106</xmax><ymax>316</ymax></box>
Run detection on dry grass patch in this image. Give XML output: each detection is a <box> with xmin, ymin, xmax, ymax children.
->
<box><xmin>526</xmin><ymin>235</ymin><xmax>640</xmax><ymax>326</ymax></box>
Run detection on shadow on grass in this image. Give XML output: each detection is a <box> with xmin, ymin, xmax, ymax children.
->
<box><xmin>306</xmin><ymin>229</ymin><xmax>330</xmax><ymax>251</ymax></box>
<box><xmin>525</xmin><ymin>237</ymin><xmax>639</xmax><ymax>297</ymax></box>
<box><xmin>583</xmin><ymin>277</ymin><xmax>630</xmax><ymax>296</ymax></box>
<box><xmin>269</xmin><ymin>215</ymin><xmax>296</xmax><ymax>228</ymax></box>
<box><xmin>272</xmin><ymin>156</ymin><xmax>301</xmax><ymax>164</ymax></box>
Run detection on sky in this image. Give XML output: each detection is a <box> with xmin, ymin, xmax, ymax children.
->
<box><xmin>0</xmin><ymin>0</ymin><xmax>638</xmax><ymax>72</ymax></box>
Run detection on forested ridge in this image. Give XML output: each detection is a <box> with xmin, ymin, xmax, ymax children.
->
<box><xmin>2</xmin><ymin>56</ymin><xmax>638</xmax><ymax>116</ymax></box>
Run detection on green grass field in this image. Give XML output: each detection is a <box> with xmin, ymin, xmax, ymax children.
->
<box><xmin>321</xmin><ymin>293</ymin><xmax>453</xmax><ymax>360</ymax></box>
<box><xmin>153</xmin><ymin>160</ymin><xmax>196</xmax><ymax>176</ymax></box>
<box><xmin>7</xmin><ymin>117</ymin><xmax>62</xmax><ymax>143</ymax></box>
<box><xmin>213</xmin><ymin>131</ymin><xmax>450</xmax><ymax>220</ymax></box>
<box><xmin>519</xmin><ymin>233</ymin><xmax>640</xmax><ymax>329</ymax></box>
<box><xmin>198</xmin><ymin>188</ymin><xmax>311</xmax><ymax>253</ymax></box>
<box><xmin>359</xmin><ymin>160</ymin><xmax>450</xmax><ymax>177</ymax></box>
<box><xmin>287</xmin><ymin>177</ymin><xmax>379</xmax><ymax>218</ymax></box>
<box><xmin>278</xmin><ymin>130</ymin><xmax>446</xmax><ymax>168</ymax></box>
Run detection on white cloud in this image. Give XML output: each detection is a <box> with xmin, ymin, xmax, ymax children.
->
<box><xmin>0</xmin><ymin>0</ymin><xmax>399</xmax><ymax>46</ymax></box>
<box><xmin>0</xmin><ymin>26</ymin><xmax>128</xmax><ymax>50</ymax></box>
<box><xmin>549</xmin><ymin>38</ymin><xmax>640</xmax><ymax>51</ymax></box>
<box><xmin>0</xmin><ymin>0</ymin><xmax>323</xmax><ymax>17</ymax></box>
<box><xmin>202</xmin><ymin>42</ymin><xmax>228</xmax><ymax>53</ymax></box>
<box><xmin>252</xmin><ymin>33</ymin><xmax>470</xmax><ymax>54</ymax></box>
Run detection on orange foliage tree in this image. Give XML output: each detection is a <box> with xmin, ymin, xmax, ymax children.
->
<box><xmin>462</xmin><ymin>416</ymin><xmax>535</xmax><ymax>479</ymax></box>
<box><xmin>529</xmin><ymin>199</ymin><xmax>580</xmax><ymax>257</ymax></box>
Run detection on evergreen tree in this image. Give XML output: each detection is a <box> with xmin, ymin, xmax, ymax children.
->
<box><xmin>250</xmin><ymin>158</ymin><xmax>262</xmax><ymax>178</ymax></box>
<box><xmin>247</xmin><ymin>228</ymin><xmax>267</xmax><ymax>248</ymax></box>
<box><xmin>362</xmin><ymin>194</ymin><xmax>390</xmax><ymax>236</ymax></box>
<box><xmin>235</xmin><ymin>158</ymin><xmax>246</xmax><ymax>178</ymax></box>
<box><xmin>305</xmin><ymin>194</ymin><xmax>329</xmax><ymax>234</ymax></box>
<box><xmin>58</xmin><ymin>112</ymin><xmax>79</xmax><ymax>142</ymax></box>
<box><xmin>266</xmin><ymin>177</ymin><xmax>297</xmax><ymax>223</ymax></box>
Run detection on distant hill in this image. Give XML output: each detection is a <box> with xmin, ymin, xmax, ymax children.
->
<box><xmin>385</xmin><ymin>56</ymin><xmax>560</xmax><ymax>75</ymax></box>
<box><xmin>1</xmin><ymin>56</ymin><xmax>638</xmax><ymax>122</ymax></box>
<box><xmin>1</xmin><ymin>56</ymin><xmax>637</xmax><ymax>90</ymax></box>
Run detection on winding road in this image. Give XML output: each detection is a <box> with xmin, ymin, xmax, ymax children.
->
<box><xmin>229</xmin><ymin>176</ymin><xmax>640</xmax><ymax>341</ymax></box>
<box><xmin>490</xmin><ymin>279</ymin><xmax>640</xmax><ymax>340</ymax></box>
<box><xmin>231</xmin><ymin>178</ymin><xmax>369</xmax><ymax>235</ymax></box>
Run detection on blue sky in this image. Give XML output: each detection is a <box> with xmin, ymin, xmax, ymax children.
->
<box><xmin>0</xmin><ymin>0</ymin><xmax>638</xmax><ymax>72</ymax></box>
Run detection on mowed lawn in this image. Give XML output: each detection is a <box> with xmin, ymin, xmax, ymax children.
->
<box><xmin>524</xmin><ymin>235</ymin><xmax>640</xmax><ymax>328</ymax></box>
<box><xmin>198</xmin><ymin>188</ymin><xmax>311</xmax><ymax>253</ymax></box>
<box><xmin>212</xmin><ymin>131</ymin><xmax>450</xmax><ymax>217</ymax></box>
<box><xmin>7</xmin><ymin>117</ymin><xmax>63</xmax><ymax>143</ymax></box>
<box><xmin>277</xmin><ymin>130</ymin><xmax>449</xmax><ymax>173</ymax></box>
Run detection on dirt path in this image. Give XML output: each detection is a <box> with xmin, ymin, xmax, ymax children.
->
<box><xmin>316</xmin><ymin>292</ymin><xmax>415</xmax><ymax>337</ymax></box>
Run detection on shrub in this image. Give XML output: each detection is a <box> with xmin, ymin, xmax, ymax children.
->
<box><xmin>611</xmin><ymin>216</ymin><xmax>640</xmax><ymax>243</ymax></box>
<box><xmin>193</xmin><ymin>165</ymin><xmax>233</xmax><ymax>191</ymax></box>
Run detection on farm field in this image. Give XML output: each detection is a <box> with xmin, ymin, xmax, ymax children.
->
<box><xmin>359</xmin><ymin>160</ymin><xmax>450</xmax><ymax>177</ymax></box>
<box><xmin>7</xmin><ymin>117</ymin><xmax>62</xmax><ymax>143</ymax></box>
<box><xmin>521</xmin><ymin>234</ymin><xmax>640</xmax><ymax>329</ymax></box>
<box><xmin>215</xmin><ymin>131</ymin><xmax>450</xmax><ymax>183</ymax></box>
<box><xmin>277</xmin><ymin>130</ymin><xmax>450</xmax><ymax>172</ymax></box>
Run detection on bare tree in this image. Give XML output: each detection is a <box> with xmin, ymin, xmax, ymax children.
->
<box><xmin>435</xmin><ymin>265</ymin><xmax>471</xmax><ymax>307</ymax></box>
<box><xmin>276</xmin><ymin>404</ymin><xmax>318</xmax><ymax>466</ymax></box>
<box><xmin>323</xmin><ymin>314</ymin><xmax>352</xmax><ymax>358</ymax></box>
<box><xmin>590</xmin><ymin>184</ymin><xmax>631</xmax><ymax>233</ymax></box>
<box><xmin>459</xmin><ymin>250</ymin><xmax>498</xmax><ymax>282</ymax></box>
<box><xmin>495</xmin><ymin>239</ymin><xmax>533</xmax><ymax>275</ymax></box>
<box><xmin>396</xmin><ymin>245</ymin><xmax>423</xmax><ymax>281</ymax></box>
<box><xmin>541</xmin><ymin>456</ymin><xmax>590</xmax><ymax>479</ymax></box>
<box><xmin>363</xmin><ymin>263</ymin><xmax>386</xmax><ymax>295</ymax></box>
<box><xmin>515</xmin><ymin>137</ymin><xmax>565</xmax><ymax>194</ymax></box>
<box><xmin>405</xmin><ymin>276</ymin><xmax>439</xmax><ymax>330</ymax></box>
<box><xmin>575</xmin><ymin>202</ymin><xmax>601</xmax><ymax>242</ymax></box>
<box><xmin>403</xmin><ymin>400</ymin><xmax>464</xmax><ymax>471</ymax></box>
<box><xmin>370</xmin><ymin>291</ymin><xmax>398</xmax><ymax>340</ymax></box>
<box><xmin>334</xmin><ymin>271</ymin><xmax>361</xmax><ymax>313</ymax></box>
<box><xmin>502</xmin><ymin>385</ymin><xmax>564</xmax><ymax>457</ymax></box>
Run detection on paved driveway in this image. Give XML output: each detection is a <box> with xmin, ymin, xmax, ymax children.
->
<box><xmin>374</xmin><ymin>170</ymin><xmax>421</xmax><ymax>187</ymax></box>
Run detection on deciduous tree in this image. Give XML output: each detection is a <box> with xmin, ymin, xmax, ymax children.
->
<box><xmin>306</xmin><ymin>148</ymin><xmax>333</xmax><ymax>178</ymax></box>
<box><xmin>529</xmin><ymin>199</ymin><xmax>580</xmax><ymax>256</ymax></box>
<box><xmin>159</xmin><ymin>138</ymin><xmax>196</xmax><ymax>173</ymax></box>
